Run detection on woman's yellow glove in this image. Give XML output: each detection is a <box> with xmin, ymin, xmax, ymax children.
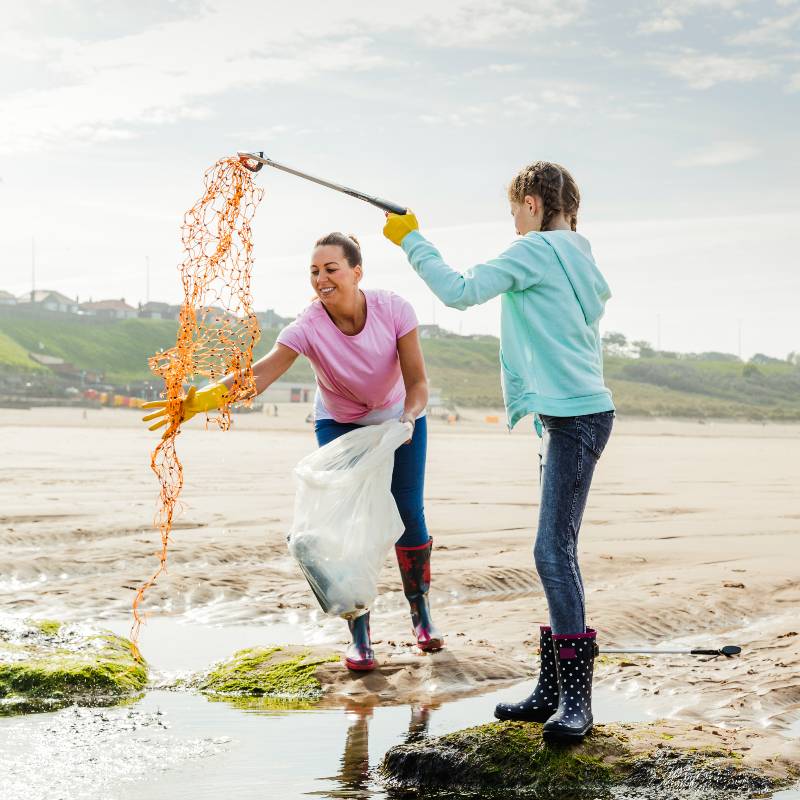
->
<box><xmin>383</xmin><ymin>211</ymin><xmax>419</xmax><ymax>246</ymax></box>
<box><xmin>141</xmin><ymin>383</ymin><xmax>229</xmax><ymax>432</ymax></box>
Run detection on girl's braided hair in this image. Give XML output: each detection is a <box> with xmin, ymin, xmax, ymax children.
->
<box><xmin>508</xmin><ymin>161</ymin><xmax>580</xmax><ymax>231</ymax></box>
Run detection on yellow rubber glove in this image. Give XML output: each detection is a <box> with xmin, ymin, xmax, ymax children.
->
<box><xmin>141</xmin><ymin>383</ymin><xmax>229</xmax><ymax>432</ymax></box>
<box><xmin>383</xmin><ymin>211</ymin><xmax>419</xmax><ymax>246</ymax></box>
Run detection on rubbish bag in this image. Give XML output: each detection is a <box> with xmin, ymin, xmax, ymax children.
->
<box><xmin>287</xmin><ymin>420</ymin><xmax>411</xmax><ymax>619</ymax></box>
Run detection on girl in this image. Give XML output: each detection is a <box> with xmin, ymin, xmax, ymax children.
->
<box><xmin>383</xmin><ymin>162</ymin><xmax>614</xmax><ymax>742</ymax></box>
<box><xmin>143</xmin><ymin>232</ymin><xmax>444</xmax><ymax>671</ymax></box>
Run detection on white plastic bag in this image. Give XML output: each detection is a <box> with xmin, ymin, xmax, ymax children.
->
<box><xmin>287</xmin><ymin>420</ymin><xmax>411</xmax><ymax>619</ymax></box>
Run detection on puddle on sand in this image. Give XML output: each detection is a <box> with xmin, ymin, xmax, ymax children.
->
<box><xmin>0</xmin><ymin>679</ymin><xmax>657</xmax><ymax>800</ymax></box>
<box><xmin>104</xmin><ymin>615</ymin><xmax>341</xmax><ymax>674</ymax></box>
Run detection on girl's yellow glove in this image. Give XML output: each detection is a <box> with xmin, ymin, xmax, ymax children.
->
<box><xmin>383</xmin><ymin>211</ymin><xmax>419</xmax><ymax>246</ymax></box>
<box><xmin>141</xmin><ymin>383</ymin><xmax>229</xmax><ymax>432</ymax></box>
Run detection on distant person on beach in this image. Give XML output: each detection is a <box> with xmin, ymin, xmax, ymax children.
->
<box><xmin>384</xmin><ymin>162</ymin><xmax>614</xmax><ymax>742</ymax></box>
<box><xmin>143</xmin><ymin>232</ymin><xmax>443</xmax><ymax>671</ymax></box>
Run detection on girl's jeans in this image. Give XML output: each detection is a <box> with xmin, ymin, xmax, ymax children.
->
<box><xmin>535</xmin><ymin>411</ymin><xmax>614</xmax><ymax>635</ymax></box>
<box><xmin>314</xmin><ymin>416</ymin><xmax>429</xmax><ymax>548</ymax></box>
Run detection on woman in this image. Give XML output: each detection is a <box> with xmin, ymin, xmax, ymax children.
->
<box><xmin>383</xmin><ymin>162</ymin><xmax>614</xmax><ymax>742</ymax></box>
<box><xmin>143</xmin><ymin>232</ymin><xmax>444</xmax><ymax>671</ymax></box>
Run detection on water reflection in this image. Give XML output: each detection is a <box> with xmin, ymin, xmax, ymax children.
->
<box><xmin>316</xmin><ymin>702</ymin><xmax>435</xmax><ymax>798</ymax></box>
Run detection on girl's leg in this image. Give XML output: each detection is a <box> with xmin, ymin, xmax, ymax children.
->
<box><xmin>390</xmin><ymin>418</ymin><xmax>444</xmax><ymax>651</ymax></box>
<box><xmin>533</xmin><ymin>411</ymin><xmax>613</xmax><ymax>742</ymax></box>
<box><xmin>313</xmin><ymin>418</ymin><xmax>374</xmax><ymax>671</ymax></box>
<box><xmin>533</xmin><ymin>412</ymin><xmax>613</xmax><ymax>635</ymax></box>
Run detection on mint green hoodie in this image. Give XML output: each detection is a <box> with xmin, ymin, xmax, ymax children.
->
<box><xmin>401</xmin><ymin>229</ymin><xmax>614</xmax><ymax>429</ymax></box>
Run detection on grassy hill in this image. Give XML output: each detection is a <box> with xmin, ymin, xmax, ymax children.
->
<box><xmin>1</xmin><ymin>311</ymin><xmax>798</xmax><ymax>420</ymax></box>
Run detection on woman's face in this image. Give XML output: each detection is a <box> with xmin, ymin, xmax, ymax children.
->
<box><xmin>310</xmin><ymin>244</ymin><xmax>362</xmax><ymax>306</ymax></box>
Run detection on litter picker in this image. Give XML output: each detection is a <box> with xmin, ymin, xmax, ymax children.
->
<box><xmin>238</xmin><ymin>151</ymin><xmax>408</xmax><ymax>216</ymax></box>
<box><xmin>601</xmin><ymin>645</ymin><xmax>741</xmax><ymax>658</ymax></box>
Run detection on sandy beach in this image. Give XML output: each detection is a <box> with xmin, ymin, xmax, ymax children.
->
<box><xmin>2</xmin><ymin>405</ymin><xmax>799</xmax><ymax>738</ymax></box>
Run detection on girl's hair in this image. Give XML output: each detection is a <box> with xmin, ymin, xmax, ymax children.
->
<box><xmin>314</xmin><ymin>232</ymin><xmax>362</xmax><ymax>267</ymax></box>
<box><xmin>508</xmin><ymin>162</ymin><xmax>580</xmax><ymax>231</ymax></box>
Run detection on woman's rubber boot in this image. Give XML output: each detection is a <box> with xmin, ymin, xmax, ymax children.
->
<box><xmin>494</xmin><ymin>625</ymin><xmax>559</xmax><ymax>722</ymax></box>
<box><xmin>396</xmin><ymin>540</ymin><xmax>444</xmax><ymax>652</ymax></box>
<box><xmin>542</xmin><ymin>628</ymin><xmax>596</xmax><ymax>742</ymax></box>
<box><xmin>344</xmin><ymin>612</ymin><xmax>375</xmax><ymax>672</ymax></box>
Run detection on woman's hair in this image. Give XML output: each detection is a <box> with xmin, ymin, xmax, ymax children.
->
<box><xmin>508</xmin><ymin>162</ymin><xmax>580</xmax><ymax>231</ymax></box>
<box><xmin>314</xmin><ymin>232</ymin><xmax>362</xmax><ymax>267</ymax></box>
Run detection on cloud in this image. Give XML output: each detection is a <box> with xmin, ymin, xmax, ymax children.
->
<box><xmin>789</xmin><ymin>72</ymin><xmax>800</xmax><ymax>91</ymax></box>
<box><xmin>0</xmin><ymin>0</ymin><xmax>592</xmax><ymax>154</ymax></box>
<box><xmin>659</xmin><ymin>53</ymin><xmax>777</xmax><ymax>89</ymax></box>
<box><xmin>466</xmin><ymin>63</ymin><xmax>525</xmax><ymax>76</ymax></box>
<box><xmin>729</xmin><ymin>9</ymin><xmax>800</xmax><ymax>46</ymax></box>
<box><xmin>638</xmin><ymin>16</ymin><xmax>683</xmax><ymax>34</ymax></box>
<box><xmin>675</xmin><ymin>141</ymin><xmax>759</xmax><ymax>166</ymax></box>
<box><xmin>636</xmin><ymin>0</ymin><xmax>749</xmax><ymax>34</ymax></box>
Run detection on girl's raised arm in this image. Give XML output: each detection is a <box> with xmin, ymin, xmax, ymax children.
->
<box><xmin>384</xmin><ymin>212</ymin><xmax>547</xmax><ymax>310</ymax></box>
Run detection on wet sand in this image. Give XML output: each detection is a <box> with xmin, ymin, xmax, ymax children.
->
<box><xmin>1</xmin><ymin>405</ymin><xmax>799</xmax><ymax>735</ymax></box>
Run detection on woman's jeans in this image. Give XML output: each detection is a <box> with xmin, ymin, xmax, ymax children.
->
<box><xmin>314</xmin><ymin>417</ymin><xmax>429</xmax><ymax>548</ymax></box>
<box><xmin>534</xmin><ymin>411</ymin><xmax>614</xmax><ymax>635</ymax></box>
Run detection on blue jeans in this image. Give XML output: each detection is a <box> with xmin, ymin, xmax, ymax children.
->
<box><xmin>534</xmin><ymin>411</ymin><xmax>614</xmax><ymax>635</ymax></box>
<box><xmin>314</xmin><ymin>417</ymin><xmax>429</xmax><ymax>548</ymax></box>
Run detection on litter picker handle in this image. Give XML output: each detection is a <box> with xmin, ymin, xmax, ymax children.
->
<box><xmin>238</xmin><ymin>152</ymin><xmax>408</xmax><ymax>215</ymax></box>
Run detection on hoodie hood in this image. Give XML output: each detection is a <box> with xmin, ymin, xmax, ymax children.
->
<box><xmin>537</xmin><ymin>231</ymin><xmax>611</xmax><ymax>325</ymax></box>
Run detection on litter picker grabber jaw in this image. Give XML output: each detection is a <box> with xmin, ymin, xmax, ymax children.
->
<box><xmin>237</xmin><ymin>151</ymin><xmax>408</xmax><ymax>216</ymax></box>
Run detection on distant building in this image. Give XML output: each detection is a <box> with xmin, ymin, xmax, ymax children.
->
<box><xmin>138</xmin><ymin>301</ymin><xmax>180</xmax><ymax>320</ymax></box>
<box><xmin>0</xmin><ymin>290</ymin><xmax>16</xmax><ymax>306</ymax></box>
<box><xmin>16</xmin><ymin>290</ymin><xmax>79</xmax><ymax>314</ymax></box>
<box><xmin>80</xmin><ymin>298</ymin><xmax>138</xmax><ymax>320</ymax></box>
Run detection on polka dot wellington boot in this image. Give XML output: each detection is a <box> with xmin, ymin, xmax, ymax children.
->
<box><xmin>542</xmin><ymin>628</ymin><xmax>597</xmax><ymax>742</ymax></box>
<box><xmin>494</xmin><ymin>626</ymin><xmax>559</xmax><ymax>722</ymax></box>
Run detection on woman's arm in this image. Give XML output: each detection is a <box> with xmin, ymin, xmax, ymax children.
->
<box><xmin>143</xmin><ymin>343</ymin><xmax>299</xmax><ymax>432</ymax></box>
<box><xmin>397</xmin><ymin>328</ymin><xmax>429</xmax><ymax>425</ymax></box>
<box><xmin>222</xmin><ymin>343</ymin><xmax>299</xmax><ymax>397</ymax></box>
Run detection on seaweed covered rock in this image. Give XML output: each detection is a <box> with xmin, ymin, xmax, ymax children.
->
<box><xmin>381</xmin><ymin>719</ymin><xmax>798</xmax><ymax>799</ymax></box>
<box><xmin>199</xmin><ymin>646</ymin><xmax>339</xmax><ymax>700</ymax></box>
<box><xmin>0</xmin><ymin>618</ymin><xmax>147</xmax><ymax>714</ymax></box>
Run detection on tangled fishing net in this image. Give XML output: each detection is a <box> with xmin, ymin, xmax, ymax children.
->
<box><xmin>132</xmin><ymin>157</ymin><xmax>264</xmax><ymax>639</ymax></box>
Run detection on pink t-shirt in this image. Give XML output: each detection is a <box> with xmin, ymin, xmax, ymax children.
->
<box><xmin>276</xmin><ymin>289</ymin><xmax>418</xmax><ymax>423</ymax></box>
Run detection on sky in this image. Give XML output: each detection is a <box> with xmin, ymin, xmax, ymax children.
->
<box><xmin>0</xmin><ymin>0</ymin><xmax>798</xmax><ymax>359</ymax></box>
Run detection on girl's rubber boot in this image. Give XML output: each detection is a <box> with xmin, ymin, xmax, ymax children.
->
<box><xmin>344</xmin><ymin>612</ymin><xmax>375</xmax><ymax>672</ymax></box>
<box><xmin>396</xmin><ymin>540</ymin><xmax>444</xmax><ymax>652</ymax></box>
<box><xmin>494</xmin><ymin>626</ymin><xmax>558</xmax><ymax>722</ymax></box>
<box><xmin>542</xmin><ymin>628</ymin><xmax>596</xmax><ymax>742</ymax></box>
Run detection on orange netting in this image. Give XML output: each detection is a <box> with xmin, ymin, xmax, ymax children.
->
<box><xmin>131</xmin><ymin>156</ymin><xmax>264</xmax><ymax>639</ymax></box>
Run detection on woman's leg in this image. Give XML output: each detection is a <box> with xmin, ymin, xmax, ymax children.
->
<box><xmin>391</xmin><ymin>416</ymin><xmax>429</xmax><ymax>548</ymax></box>
<box><xmin>391</xmin><ymin>418</ymin><xmax>444</xmax><ymax>651</ymax></box>
<box><xmin>533</xmin><ymin>412</ymin><xmax>613</xmax><ymax>635</ymax></box>
<box><xmin>313</xmin><ymin>418</ymin><xmax>374</xmax><ymax>671</ymax></box>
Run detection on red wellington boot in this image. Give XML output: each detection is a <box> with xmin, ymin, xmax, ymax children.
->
<box><xmin>396</xmin><ymin>540</ymin><xmax>444</xmax><ymax>652</ymax></box>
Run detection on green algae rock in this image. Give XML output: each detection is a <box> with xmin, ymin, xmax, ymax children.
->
<box><xmin>199</xmin><ymin>646</ymin><xmax>338</xmax><ymax>701</ymax></box>
<box><xmin>0</xmin><ymin>618</ymin><xmax>147</xmax><ymax>714</ymax></box>
<box><xmin>381</xmin><ymin>720</ymin><xmax>793</xmax><ymax>799</ymax></box>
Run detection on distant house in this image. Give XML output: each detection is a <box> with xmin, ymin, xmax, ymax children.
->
<box><xmin>0</xmin><ymin>290</ymin><xmax>16</xmax><ymax>306</ymax></box>
<box><xmin>138</xmin><ymin>301</ymin><xmax>180</xmax><ymax>320</ymax></box>
<box><xmin>79</xmin><ymin>298</ymin><xmax>138</xmax><ymax>320</ymax></box>
<box><xmin>16</xmin><ymin>290</ymin><xmax>79</xmax><ymax>314</ymax></box>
